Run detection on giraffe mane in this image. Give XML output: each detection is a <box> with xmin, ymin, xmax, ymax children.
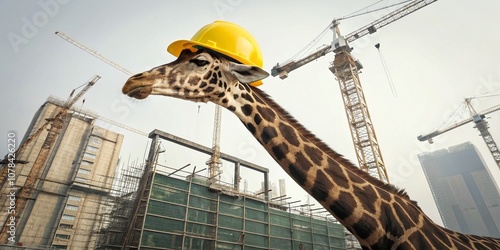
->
<box><xmin>250</xmin><ymin>86</ymin><xmax>420</xmax><ymax>208</ymax></box>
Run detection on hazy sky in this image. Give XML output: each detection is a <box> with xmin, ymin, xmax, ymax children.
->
<box><xmin>1</xmin><ymin>0</ymin><xmax>499</xmax><ymax>226</ymax></box>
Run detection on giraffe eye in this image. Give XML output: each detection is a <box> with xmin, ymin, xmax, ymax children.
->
<box><xmin>190</xmin><ymin>59</ymin><xmax>210</xmax><ymax>67</ymax></box>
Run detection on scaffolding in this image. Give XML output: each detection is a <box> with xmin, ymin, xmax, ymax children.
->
<box><xmin>95</xmin><ymin>162</ymin><xmax>145</xmax><ymax>249</ymax></box>
<box><xmin>130</xmin><ymin>171</ymin><xmax>346</xmax><ymax>249</ymax></box>
<box><xmin>97</xmin><ymin>129</ymin><xmax>348</xmax><ymax>250</ymax></box>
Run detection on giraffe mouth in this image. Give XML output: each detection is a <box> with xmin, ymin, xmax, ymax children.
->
<box><xmin>123</xmin><ymin>81</ymin><xmax>211</xmax><ymax>103</ymax></box>
<box><xmin>150</xmin><ymin>88</ymin><xmax>211</xmax><ymax>103</ymax></box>
<box><xmin>124</xmin><ymin>85</ymin><xmax>153</xmax><ymax>100</ymax></box>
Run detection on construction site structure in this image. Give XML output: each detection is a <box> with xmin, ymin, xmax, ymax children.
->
<box><xmin>0</xmin><ymin>95</ymin><xmax>124</xmax><ymax>249</ymax></box>
<box><xmin>0</xmin><ymin>76</ymin><xmax>100</xmax><ymax>186</ymax></box>
<box><xmin>418</xmin><ymin>98</ymin><xmax>500</xmax><ymax>169</ymax></box>
<box><xmin>103</xmin><ymin>129</ymin><xmax>349</xmax><ymax>250</ymax></box>
<box><xmin>271</xmin><ymin>0</ymin><xmax>437</xmax><ymax>183</ymax></box>
<box><xmin>0</xmin><ymin>76</ymin><xmax>101</xmax><ymax>243</ymax></box>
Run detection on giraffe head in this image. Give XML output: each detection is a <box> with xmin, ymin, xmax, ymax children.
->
<box><xmin>122</xmin><ymin>49</ymin><xmax>269</xmax><ymax>106</ymax></box>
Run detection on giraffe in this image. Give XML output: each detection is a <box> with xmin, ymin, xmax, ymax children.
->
<box><xmin>122</xmin><ymin>48</ymin><xmax>500</xmax><ymax>249</ymax></box>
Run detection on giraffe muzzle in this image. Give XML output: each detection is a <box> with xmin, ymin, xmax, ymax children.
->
<box><xmin>122</xmin><ymin>80</ymin><xmax>153</xmax><ymax>100</ymax></box>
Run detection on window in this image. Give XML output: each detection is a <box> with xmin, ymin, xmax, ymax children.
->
<box><xmin>77</xmin><ymin>169</ymin><xmax>91</xmax><ymax>175</ymax></box>
<box><xmin>55</xmin><ymin>234</ymin><xmax>70</xmax><ymax>240</ymax></box>
<box><xmin>83</xmin><ymin>153</ymin><xmax>96</xmax><ymax>159</ymax></box>
<box><xmin>89</xmin><ymin>136</ymin><xmax>101</xmax><ymax>145</ymax></box>
<box><xmin>68</xmin><ymin>195</ymin><xmax>81</xmax><ymax>202</ymax></box>
<box><xmin>52</xmin><ymin>245</ymin><xmax>68</xmax><ymax>250</ymax></box>
<box><xmin>59</xmin><ymin>224</ymin><xmax>73</xmax><ymax>229</ymax></box>
<box><xmin>80</xmin><ymin>161</ymin><xmax>92</xmax><ymax>167</ymax></box>
<box><xmin>65</xmin><ymin>205</ymin><xmax>78</xmax><ymax>211</ymax></box>
<box><xmin>61</xmin><ymin>214</ymin><xmax>75</xmax><ymax>221</ymax></box>
<box><xmin>75</xmin><ymin>177</ymin><xmax>88</xmax><ymax>183</ymax></box>
<box><xmin>86</xmin><ymin>145</ymin><xmax>99</xmax><ymax>153</ymax></box>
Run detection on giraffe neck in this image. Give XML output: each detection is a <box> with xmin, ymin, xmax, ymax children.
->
<box><xmin>122</xmin><ymin>49</ymin><xmax>500</xmax><ymax>248</ymax></box>
<box><xmin>224</xmin><ymin>85</ymin><xmax>500</xmax><ymax>249</ymax></box>
<box><xmin>226</xmin><ymin>86</ymin><xmax>396</xmax><ymax>245</ymax></box>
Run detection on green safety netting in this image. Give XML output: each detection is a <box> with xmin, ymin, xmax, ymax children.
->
<box><xmin>141</xmin><ymin>173</ymin><xmax>346</xmax><ymax>249</ymax></box>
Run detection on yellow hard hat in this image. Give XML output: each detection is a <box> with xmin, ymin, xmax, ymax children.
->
<box><xmin>167</xmin><ymin>20</ymin><xmax>264</xmax><ymax>86</ymax></box>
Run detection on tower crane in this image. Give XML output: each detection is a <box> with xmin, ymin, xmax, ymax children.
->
<box><xmin>55</xmin><ymin>31</ymin><xmax>223</xmax><ymax>184</ymax></box>
<box><xmin>417</xmin><ymin>99</ymin><xmax>500</xmax><ymax>169</ymax></box>
<box><xmin>0</xmin><ymin>75</ymin><xmax>101</xmax><ymax>243</ymax></box>
<box><xmin>271</xmin><ymin>0</ymin><xmax>437</xmax><ymax>183</ymax></box>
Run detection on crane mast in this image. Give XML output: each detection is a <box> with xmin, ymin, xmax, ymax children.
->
<box><xmin>271</xmin><ymin>0</ymin><xmax>436</xmax><ymax>182</ymax></box>
<box><xmin>207</xmin><ymin>105</ymin><xmax>223</xmax><ymax>187</ymax></box>
<box><xmin>418</xmin><ymin>100</ymin><xmax>500</xmax><ymax>169</ymax></box>
<box><xmin>329</xmin><ymin>22</ymin><xmax>389</xmax><ymax>183</ymax></box>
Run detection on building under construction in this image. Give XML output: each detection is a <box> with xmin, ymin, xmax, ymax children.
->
<box><xmin>97</xmin><ymin>130</ymin><xmax>348</xmax><ymax>250</ymax></box>
<box><xmin>0</xmin><ymin>96</ymin><xmax>123</xmax><ymax>249</ymax></box>
<box><xmin>0</xmin><ymin>96</ymin><xmax>357</xmax><ymax>249</ymax></box>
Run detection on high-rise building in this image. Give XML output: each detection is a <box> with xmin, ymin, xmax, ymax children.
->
<box><xmin>418</xmin><ymin>142</ymin><xmax>500</xmax><ymax>238</ymax></box>
<box><xmin>0</xmin><ymin>96</ymin><xmax>123</xmax><ymax>249</ymax></box>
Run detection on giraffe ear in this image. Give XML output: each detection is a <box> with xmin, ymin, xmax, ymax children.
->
<box><xmin>229</xmin><ymin>62</ymin><xmax>270</xmax><ymax>84</ymax></box>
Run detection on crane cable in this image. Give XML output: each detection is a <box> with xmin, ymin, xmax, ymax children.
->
<box><xmin>471</xmin><ymin>90</ymin><xmax>500</xmax><ymax>99</ymax></box>
<box><xmin>289</xmin><ymin>23</ymin><xmax>331</xmax><ymax>63</ymax></box>
<box><xmin>434</xmin><ymin>101</ymin><xmax>467</xmax><ymax>132</ymax></box>
<box><xmin>340</xmin><ymin>0</ymin><xmax>412</xmax><ymax>21</ymax></box>
<box><xmin>340</xmin><ymin>0</ymin><xmax>383</xmax><ymax>20</ymax></box>
<box><xmin>375</xmin><ymin>43</ymin><xmax>398</xmax><ymax>97</ymax></box>
<box><xmin>286</xmin><ymin>0</ymin><xmax>414</xmax><ymax>65</ymax></box>
<box><xmin>433</xmin><ymin>89</ymin><xmax>500</xmax><ymax>133</ymax></box>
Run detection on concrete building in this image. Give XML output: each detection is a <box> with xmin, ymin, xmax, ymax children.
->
<box><xmin>418</xmin><ymin>142</ymin><xmax>500</xmax><ymax>238</ymax></box>
<box><xmin>0</xmin><ymin>96</ymin><xmax>123</xmax><ymax>249</ymax></box>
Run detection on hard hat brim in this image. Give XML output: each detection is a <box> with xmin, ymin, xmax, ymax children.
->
<box><xmin>167</xmin><ymin>40</ymin><xmax>197</xmax><ymax>58</ymax></box>
<box><xmin>167</xmin><ymin>40</ymin><xmax>263</xmax><ymax>87</ymax></box>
